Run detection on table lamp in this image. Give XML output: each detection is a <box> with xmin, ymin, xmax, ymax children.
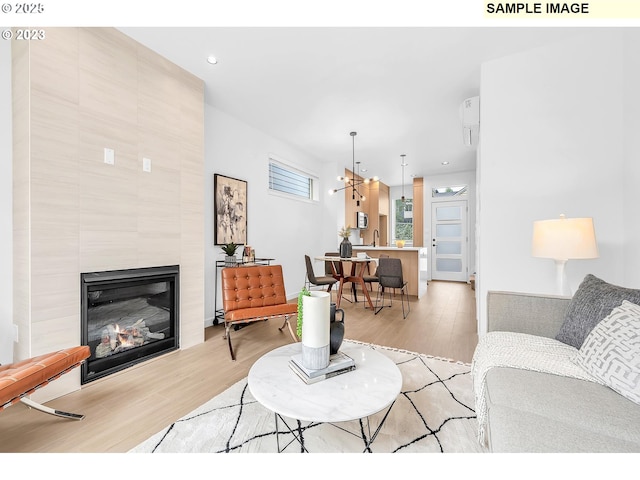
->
<box><xmin>532</xmin><ymin>214</ymin><xmax>599</xmax><ymax>296</ymax></box>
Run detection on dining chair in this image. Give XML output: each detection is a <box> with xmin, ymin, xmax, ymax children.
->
<box><xmin>305</xmin><ymin>255</ymin><xmax>338</xmax><ymax>297</ymax></box>
<box><xmin>362</xmin><ymin>253</ymin><xmax>389</xmax><ymax>284</ymax></box>
<box><xmin>374</xmin><ymin>257</ymin><xmax>410</xmax><ymax>318</ymax></box>
<box><xmin>362</xmin><ymin>253</ymin><xmax>389</xmax><ymax>292</ymax></box>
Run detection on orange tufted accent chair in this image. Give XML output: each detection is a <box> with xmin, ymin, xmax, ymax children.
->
<box><xmin>221</xmin><ymin>264</ymin><xmax>298</xmax><ymax>360</ymax></box>
<box><xmin>0</xmin><ymin>345</ymin><xmax>90</xmax><ymax>419</ymax></box>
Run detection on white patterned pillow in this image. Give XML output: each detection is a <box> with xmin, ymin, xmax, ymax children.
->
<box><xmin>573</xmin><ymin>300</ymin><xmax>640</xmax><ymax>405</ymax></box>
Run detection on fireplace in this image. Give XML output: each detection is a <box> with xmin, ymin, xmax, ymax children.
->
<box><xmin>81</xmin><ymin>265</ymin><xmax>179</xmax><ymax>384</ymax></box>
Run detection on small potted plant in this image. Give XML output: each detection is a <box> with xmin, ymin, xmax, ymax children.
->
<box><xmin>221</xmin><ymin>242</ymin><xmax>240</xmax><ymax>266</ymax></box>
<box><xmin>338</xmin><ymin>225</ymin><xmax>352</xmax><ymax>258</ymax></box>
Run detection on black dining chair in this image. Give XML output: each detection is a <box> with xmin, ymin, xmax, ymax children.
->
<box><xmin>304</xmin><ymin>255</ymin><xmax>338</xmax><ymax>298</ymax></box>
<box><xmin>374</xmin><ymin>257</ymin><xmax>410</xmax><ymax>318</ymax></box>
<box><xmin>362</xmin><ymin>253</ymin><xmax>389</xmax><ymax>293</ymax></box>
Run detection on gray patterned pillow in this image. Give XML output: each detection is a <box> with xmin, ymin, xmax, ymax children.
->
<box><xmin>573</xmin><ymin>300</ymin><xmax>640</xmax><ymax>405</ymax></box>
<box><xmin>556</xmin><ymin>274</ymin><xmax>640</xmax><ymax>348</ymax></box>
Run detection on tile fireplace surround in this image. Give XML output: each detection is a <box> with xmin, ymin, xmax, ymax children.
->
<box><xmin>12</xmin><ymin>27</ymin><xmax>205</xmax><ymax>403</ymax></box>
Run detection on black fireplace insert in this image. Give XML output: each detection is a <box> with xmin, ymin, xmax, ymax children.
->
<box><xmin>80</xmin><ymin>265</ymin><xmax>179</xmax><ymax>384</ymax></box>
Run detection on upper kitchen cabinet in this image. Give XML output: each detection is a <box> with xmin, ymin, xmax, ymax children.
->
<box><xmin>412</xmin><ymin>177</ymin><xmax>424</xmax><ymax>247</ymax></box>
<box><xmin>379</xmin><ymin>183</ymin><xmax>390</xmax><ymax>217</ymax></box>
<box><xmin>378</xmin><ymin>182</ymin><xmax>390</xmax><ymax>246</ymax></box>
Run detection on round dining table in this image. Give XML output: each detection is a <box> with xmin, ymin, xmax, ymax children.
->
<box><xmin>314</xmin><ymin>255</ymin><xmax>378</xmax><ymax>310</ymax></box>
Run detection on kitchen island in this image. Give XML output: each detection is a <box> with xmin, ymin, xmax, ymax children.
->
<box><xmin>352</xmin><ymin>246</ymin><xmax>428</xmax><ymax>298</ymax></box>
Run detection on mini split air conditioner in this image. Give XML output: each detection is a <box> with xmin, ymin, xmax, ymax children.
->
<box><xmin>459</xmin><ymin>96</ymin><xmax>480</xmax><ymax>147</ymax></box>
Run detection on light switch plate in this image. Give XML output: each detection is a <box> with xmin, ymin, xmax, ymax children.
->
<box><xmin>104</xmin><ymin>148</ymin><xmax>115</xmax><ymax>165</ymax></box>
<box><xmin>143</xmin><ymin>157</ymin><xmax>152</xmax><ymax>172</ymax></box>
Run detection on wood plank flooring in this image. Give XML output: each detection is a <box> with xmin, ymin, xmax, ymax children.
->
<box><xmin>0</xmin><ymin>280</ymin><xmax>478</xmax><ymax>453</ymax></box>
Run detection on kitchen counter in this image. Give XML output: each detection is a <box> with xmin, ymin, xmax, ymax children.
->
<box><xmin>351</xmin><ymin>246</ymin><xmax>428</xmax><ymax>298</ymax></box>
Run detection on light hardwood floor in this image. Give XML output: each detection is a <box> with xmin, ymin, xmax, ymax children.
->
<box><xmin>0</xmin><ymin>280</ymin><xmax>478</xmax><ymax>453</ymax></box>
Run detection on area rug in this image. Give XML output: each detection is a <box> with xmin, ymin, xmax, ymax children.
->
<box><xmin>130</xmin><ymin>340</ymin><xmax>486</xmax><ymax>453</ymax></box>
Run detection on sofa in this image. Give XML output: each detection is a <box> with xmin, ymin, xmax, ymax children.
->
<box><xmin>472</xmin><ymin>275</ymin><xmax>640</xmax><ymax>453</ymax></box>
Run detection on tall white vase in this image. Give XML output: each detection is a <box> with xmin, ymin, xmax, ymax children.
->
<box><xmin>301</xmin><ymin>291</ymin><xmax>331</xmax><ymax>370</ymax></box>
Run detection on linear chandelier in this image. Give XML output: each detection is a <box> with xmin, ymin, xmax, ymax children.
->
<box><xmin>328</xmin><ymin>131</ymin><xmax>379</xmax><ymax>207</ymax></box>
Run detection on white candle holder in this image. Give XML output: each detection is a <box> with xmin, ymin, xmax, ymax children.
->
<box><xmin>301</xmin><ymin>291</ymin><xmax>331</xmax><ymax>370</ymax></box>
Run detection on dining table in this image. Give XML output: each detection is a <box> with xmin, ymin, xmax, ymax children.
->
<box><xmin>314</xmin><ymin>255</ymin><xmax>378</xmax><ymax>310</ymax></box>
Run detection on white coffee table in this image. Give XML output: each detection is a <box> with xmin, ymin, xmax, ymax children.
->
<box><xmin>248</xmin><ymin>341</ymin><xmax>402</xmax><ymax>452</ymax></box>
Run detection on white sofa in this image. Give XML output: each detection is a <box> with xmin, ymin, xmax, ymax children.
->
<box><xmin>474</xmin><ymin>278</ymin><xmax>640</xmax><ymax>453</ymax></box>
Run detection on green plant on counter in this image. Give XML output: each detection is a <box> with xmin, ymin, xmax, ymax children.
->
<box><xmin>297</xmin><ymin>286</ymin><xmax>310</xmax><ymax>338</ymax></box>
<box><xmin>221</xmin><ymin>242</ymin><xmax>240</xmax><ymax>256</ymax></box>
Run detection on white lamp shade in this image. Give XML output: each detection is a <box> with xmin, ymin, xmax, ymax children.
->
<box><xmin>532</xmin><ymin>216</ymin><xmax>599</xmax><ymax>261</ymax></box>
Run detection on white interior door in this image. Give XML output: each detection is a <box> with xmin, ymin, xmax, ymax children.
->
<box><xmin>431</xmin><ymin>200</ymin><xmax>468</xmax><ymax>282</ymax></box>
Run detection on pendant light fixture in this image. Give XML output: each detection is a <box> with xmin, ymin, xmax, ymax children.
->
<box><xmin>400</xmin><ymin>154</ymin><xmax>408</xmax><ymax>203</ymax></box>
<box><xmin>329</xmin><ymin>131</ymin><xmax>379</xmax><ymax>207</ymax></box>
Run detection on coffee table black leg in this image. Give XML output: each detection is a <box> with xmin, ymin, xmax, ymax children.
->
<box><xmin>275</xmin><ymin>413</ymin><xmax>281</xmax><ymax>452</ymax></box>
<box><xmin>273</xmin><ymin>401</ymin><xmax>396</xmax><ymax>453</ymax></box>
<box><xmin>361</xmin><ymin>400</ymin><xmax>396</xmax><ymax>452</ymax></box>
<box><xmin>274</xmin><ymin>413</ymin><xmax>309</xmax><ymax>453</ymax></box>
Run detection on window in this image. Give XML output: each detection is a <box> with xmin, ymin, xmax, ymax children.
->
<box><xmin>395</xmin><ymin>198</ymin><xmax>413</xmax><ymax>242</ymax></box>
<box><xmin>268</xmin><ymin>158</ymin><xmax>318</xmax><ymax>201</ymax></box>
<box><xmin>432</xmin><ymin>185</ymin><xmax>468</xmax><ymax>198</ymax></box>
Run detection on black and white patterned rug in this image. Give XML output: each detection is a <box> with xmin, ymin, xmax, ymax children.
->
<box><xmin>130</xmin><ymin>340</ymin><xmax>486</xmax><ymax>453</ymax></box>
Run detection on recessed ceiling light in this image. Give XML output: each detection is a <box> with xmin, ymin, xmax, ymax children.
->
<box><xmin>441</xmin><ymin>161</ymin><xmax>450</xmax><ymax>165</ymax></box>
<box><xmin>207</xmin><ymin>55</ymin><xmax>218</xmax><ymax>65</ymax></box>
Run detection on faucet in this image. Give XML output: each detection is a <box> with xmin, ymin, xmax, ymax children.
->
<box><xmin>373</xmin><ymin>229</ymin><xmax>379</xmax><ymax>247</ymax></box>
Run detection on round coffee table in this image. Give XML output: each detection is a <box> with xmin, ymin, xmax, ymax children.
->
<box><xmin>248</xmin><ymin>341</ymin><xmax>402</xmax><ymax>452</ymax></box>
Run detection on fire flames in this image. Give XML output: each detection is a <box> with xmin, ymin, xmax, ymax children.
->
<box><xmin>94</xmin><ymin>318</ymin><xmax>164</xmax><ymax>359</ymax></box>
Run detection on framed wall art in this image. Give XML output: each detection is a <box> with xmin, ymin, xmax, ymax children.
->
<box><xmin>214</xmin><ymin>174</ymin><xmax>247</xmax><ymax>245</ymax></box>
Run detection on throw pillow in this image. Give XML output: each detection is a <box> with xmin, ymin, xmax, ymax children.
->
<box><xmin>556</xmin><ymin>274</ymin><xmax>640</xmax><ymax>348</ymax></box>
<box><xmin>573</xmin><ymin>300</ymin><xmax>640</xmax><ymax>405</ymax></box>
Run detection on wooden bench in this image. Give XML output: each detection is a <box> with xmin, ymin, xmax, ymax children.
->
<box><xmin>0</xmin><ymin>346</ymin><xmax>90</xmax><ymax>420</ymax></box>
<box><xmin>221</xmin><ymin>264</ymin><xmax>298</xmax><ymax>360</ymax></box>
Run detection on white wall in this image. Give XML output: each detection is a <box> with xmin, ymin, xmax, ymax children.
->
<box><xmin>623</xmin><ymin>30</ymin><xmax>640</xmax><ymax>288</ymax></box>
<box><xmin>477</xmin><ymin>31</ymin><xmax>627</xmax><ymax>334</ymax></box>
<box><xmin>0</xmin><ymin>40</ymin><xmax>12</xmax><ymax>365</ymax></box>
<box><xmin>204</xmin><ymin>105</ymin><xmax>340</xmax><ymax>326</ymax></box>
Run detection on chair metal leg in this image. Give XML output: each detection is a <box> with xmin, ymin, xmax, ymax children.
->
<box><xmin>375</xmin><ymin>285</ymin><xmax>410</xmax><ymax>318</ymax></box>
<box><xmin>20</xmin><ymin>397</ymin><xmax>85</xmax><ymax>420</ymax></box>
<box><xmin>375</xmin><ymin>285</ymin><xmax>389</xmax><ymax>315</ymax></box>
<box><xmin>401</xmin><ymin>290</ymin><xmax>406</xmax><ymax>318</ymax></box>
<box><xmin>279</xmin><ymin>314</ymin><xmax>299</xmax><ymax>342</ymax></box>
<box><xmin>224</xmin><ymin>323</ymin><xmax>236</xmax><ymax>360</ymax></box>
<box><xmin>401</xmin><ymin>286</ymin><xmax>410</xmax><ymax>319</ymax></box>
